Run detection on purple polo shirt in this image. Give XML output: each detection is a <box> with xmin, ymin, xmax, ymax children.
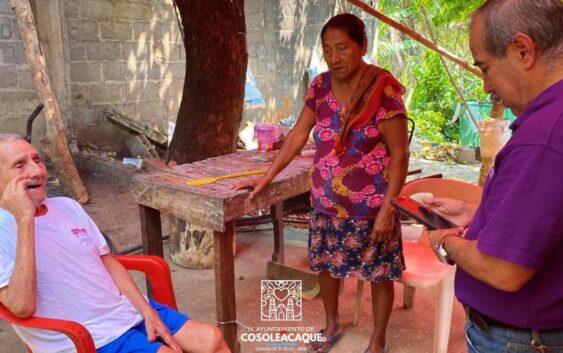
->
<box><xmin>456</xmin><ymin>79</ymin><xmax>563</xmax><ymax>330</ymax></box>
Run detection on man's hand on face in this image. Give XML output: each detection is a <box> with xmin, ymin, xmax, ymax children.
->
<box><xmin>0</xmin><ymin>174</ymin><xmax>36</xmax><ymax>221</ymax></box>
<box><xmin>144</xmin><ymin>309</ymin><xmax>181</xmax><ymax>352</ymax></box>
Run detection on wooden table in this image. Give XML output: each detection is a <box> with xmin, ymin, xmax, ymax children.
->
<box><xmin>130</xmin><ymin>149</ymin><xmax>313</xmax><ymax>353</ymax></box>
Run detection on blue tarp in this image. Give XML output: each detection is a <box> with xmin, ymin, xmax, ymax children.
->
<box><xmin>245</xmin><ymin>68</ymin><xmax>265</xmax><ymax>106</ymax></box>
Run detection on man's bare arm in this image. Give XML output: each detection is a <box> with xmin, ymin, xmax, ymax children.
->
<box><xmin>429</xmin><ymin>230</ymin><xmax>535</xmax><ymax>292</ymax></box>
<box><xmin>101</xmin><ymin>254</ymin><xmax>181</xmax><ymax>352</ymax></box>
<box><xmin>0</xmin><ymin>176</ymin><xmax>38</xmax><ymax>318</ymax></box>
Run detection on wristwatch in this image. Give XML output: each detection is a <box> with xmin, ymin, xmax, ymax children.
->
<box><xmin>433</xmin><ymin>234</ymin><xmax>457</xmax><ymax>265</ymax></box>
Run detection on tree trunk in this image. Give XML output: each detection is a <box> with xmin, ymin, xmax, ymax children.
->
<box><xmin>168</xmin><ymin>0</ymin><xmax>247</xmax><ymax>269</ymax></box>
<box><xmin>12</xmin><ymin>0</ymin><xmax>89</xmax><ymax>204</ymax></box>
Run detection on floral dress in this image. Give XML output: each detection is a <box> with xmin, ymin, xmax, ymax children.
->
<box><xmin>303</xmin><ymin>70</ymin><xmax>406</xmax><ymax>282</ymax></box>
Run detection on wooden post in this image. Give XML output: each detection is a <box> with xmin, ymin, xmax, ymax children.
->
<box><xmin>12</xmin><ymin>0</ymin><xmax>88</xmax><ymax>203</ymax></box>
<box><xmin>213</xmin><ymin>222</ymin><xmax>239</xmax><ymax>353</ymax></box>
<box><xmin>270</xmin><ymin>202</ymin><xmax>285</xmax><ymax>263</ymax></box>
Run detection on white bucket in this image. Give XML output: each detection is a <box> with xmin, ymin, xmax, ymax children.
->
<box><xmin>477</xmin><ymin>119</ymin><xmax>511</xmax><ymax>158</ymax></box>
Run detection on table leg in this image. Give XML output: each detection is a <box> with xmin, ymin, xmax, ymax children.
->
<box><xmin>214</xmin><ymin>222</ymin><xmax>239</xmax><ymax>353</ymax></box>
<box><xmin>139</xmin><ymin>205</ymin><xmax>163</xmax><ymax>299</ymax></box>
<box><xmin>139</xmin><ymin>205</ymin><xmax>163</xmax><ymax>257</ymax></box>
<box><xmin>270</xmin><ymin>202</ymin><xmax>285</xmax><ymax>264</ymax></box>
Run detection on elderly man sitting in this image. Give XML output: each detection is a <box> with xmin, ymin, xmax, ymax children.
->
<box><xmin>0</xmin><ymin>133</ymin><xmax>230</xmax><ymax>353</ymax></box>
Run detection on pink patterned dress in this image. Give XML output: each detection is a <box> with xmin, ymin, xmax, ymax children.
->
<box><xmin>304</xmin><ymin>69</ymin><xmax>406</xmax><ymax>282</ymax></box>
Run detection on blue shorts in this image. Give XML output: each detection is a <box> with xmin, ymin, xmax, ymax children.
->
<box><xmin>97</xmin><ymin>299</ymin><xmax>190</xmax><ymax>353</ymax></box>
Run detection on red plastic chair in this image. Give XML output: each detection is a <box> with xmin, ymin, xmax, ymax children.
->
<box><xmin>0</xmin><ymin>255</ymin><xmax>177</xmax><ymax>353</ymax></box>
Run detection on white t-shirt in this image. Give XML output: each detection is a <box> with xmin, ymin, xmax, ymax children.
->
<box><xmin>0</xmin><ymin>197</ymin><xmax>143</xmax><ymax>353</ymax></box>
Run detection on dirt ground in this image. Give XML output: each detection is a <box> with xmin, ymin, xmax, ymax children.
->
<box><xmin>0</xmin><ymin>155</ymin><xmax>480</xmax><ymax>353</ymax></box>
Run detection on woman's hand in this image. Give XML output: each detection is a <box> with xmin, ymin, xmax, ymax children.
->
<box><xmin>422</xmin><ymin>197</ymin><xmax>476</xmax><ymax>228</ymax></box>
<box><xmin>232</xmin><ymin>175</ymin><xmax>273</xmax><ymax>199</ymax></box>
<box><xmin>371</xmin><ymin>207</ymin><xmax>395</xmax><ymax>243</ymax></box>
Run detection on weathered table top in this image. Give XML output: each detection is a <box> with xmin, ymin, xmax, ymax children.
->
<box><xmin>130</xmin><ymin>149</ymin><xmax>314</xmax><ymax>232</ymax></box>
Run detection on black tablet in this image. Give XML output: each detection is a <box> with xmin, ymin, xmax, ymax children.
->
<box><xmin>391</xmin><ymin>195</ymin><xmax>458</xmax><ymax>230</ymax></box>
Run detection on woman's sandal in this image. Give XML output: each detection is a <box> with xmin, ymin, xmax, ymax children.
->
<box><xmin>306</xmin><ymin>329</ymin><xmax>344</xmax><ymax>353</ymax></box>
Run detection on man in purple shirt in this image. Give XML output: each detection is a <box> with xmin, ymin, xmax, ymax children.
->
<box><xmin>424</xmin><ymin>0</ymin><xmax>563</xmax><ymax>352</ymax></box>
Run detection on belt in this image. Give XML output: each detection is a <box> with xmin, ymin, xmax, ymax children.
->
<box><xmin>464</xmin><ymin>305</ymin><xmax>528</xmax><ymax>332</ymax></box>
<box><xmin>465</xmin><ymin>306</ymin><xmax>556</xmax><ymax>353</ymax></box>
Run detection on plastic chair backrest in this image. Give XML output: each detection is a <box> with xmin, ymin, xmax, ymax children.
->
<box><xmin>402</xmin><ymin>178</ymin><xmax>482</xmax><ymax>244</ymax></box>
<box><xmin>403</xmin><ymin>177</ymin><xmax>482</xmax><ymax>203</ymax></box>
<box><xmin>0</xmin><ymin>255</ymin><xmax>176</xmax><ymax>353</ymax></box>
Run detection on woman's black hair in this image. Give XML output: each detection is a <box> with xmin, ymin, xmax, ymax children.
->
<box><xmin>321</xmin><ymin>13</ymin><xmax>367</xmax><ymax>46</ymax></box>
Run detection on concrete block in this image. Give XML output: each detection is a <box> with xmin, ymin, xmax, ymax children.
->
<box><xmin>79</xmin><ymin>0</ymin><xmax>115</xmax><ymax>20</ymax></box>
<box><xmin>70</xmin><ymin>84</ymin><xmax>90</xmax><ymax>102</ymax></box>
<box><xmin>114</xmin><ymin>102</ymin><xmax>138</xmax><ymax>119</ymax></box>
<box><xmin>0</xmin><ymin>45</ymin><xmax>14</xmax><ymax>64</ymax></box>
<box><xmin>67</xmin><ymin>20</ymin><xmax>99</xmax><ymax>41</ymax></box>
<box><xmin>133</xmin><ymin>22</ymin><xmax>163</xmax><ymax>42</ymax></box>
<box><xmin>167</xmin><ymin>62</ymin><xmax>185</xmax><ymax>79</ymax></box>
<box><xmin>17</xmin><ymin>68</ymin><xmax>34</xmax><ymax>89</ymax></box>
<box><xmin>0</xmin><ymin>114</ymin><xmax>27</xmax><ymax>135</ymax></box>
<box><xmin>154</xmin><ymin>63</ymin><xmax>184</xmax><ymax>81</ymax></box>
<box><xmin>89</xmin><ymin>83</ymin><xmax>123</xmax><ymax>103</ymax></box>
<box><xmin>163</xmin><ymin>98</ymin><xmax>180</xmax><ymax>113</ymax></box>
<box><xmin>161</xmin><ymin>80</ymin><xmax>184</xmax><ymax>99</ymax></box>
<box><xmin>125</xmin><ymin>81</ymin><xmax>159</xmax><ymax>101</ymax></box>
<box><xmin>245</xmin><ymin>1</ymin><xmax>262</xmax><ymax>16</ymax></box>
<box><xmin>100</xmin><ymin>21</ymin><xmax>132</xmax><ymax>41</ymax></box>
<box><xmin>68</xmin><ymin>41</ymin><xmax>86</xmax><ymax>61</ymax></box>
<box><xmin>0</xmin><ymin>67</ymin><xmax>17</xmax><ymax>88</ymax></box>
<box><xmin>0</xmin><ymin>99</ymin><xmax>6</xmax><ymax>113</ymax></box>
<box><xmin>122</xmin><ymin>43</ymin><xmax>149</xmax><ymax>61</ymax></box>
<box><xmin>166</xmin><ymin>30</ymin><xmax>183</xmax><ymax>45</ymax></box>
<box><xmin>148</xmin><ymin>63</ymin><xmax>163</xmax><ymax>80</ymax></box>
<box><xmin>0</xmin><ymin>2</ymin><xmax>13</xmax><ymax>15</ymax></box>
<box><xmin>87</xmin><ymin>42</ymin><xmax>122</xmax><ymax>61</ymax></box>
<box><xmin>178</xmin><ymin>45</ymin><xmax>185</xmax><ymax>60</ymax></box>
<box><xmin>115</xmin><ymin>2</ymin><xmax>153</xmax><ymax>21</ymax></box>
<box><xmin>70</xmin><ymin>62</ymin><xmax>101</xmax><ymax>82</ymax></box>
<box><xmin>136</xmin><ymin>100</ymin><xmax>164</xmax><ymax>121</ymax></box>
<box><xmin>157</xmin><ymin>44</ymin><xmax>181</xmax><ymax>61</ymax></box>
<box><xmin>64</xmin><ymin>0</ymin><xmax>80</xmax><ymax>19</ymax></box>
<box><xmin>1</xmin><ymin>91</ymin><xmax>39</xmax><ymax>113</ymax></box>
<box><xmin>103</xmin><ymin>62</ymin><xmax>132</xmax><ymax>81</ymax></box>
<box><xmin>12</xmin><ymin>17</ymin><xmax>21</xmax><ymax>42</ymax></box>
<box><xmin>0</xmin><ymin>17</ymin><xmax>13</xmax><ymax>40</ymax></box>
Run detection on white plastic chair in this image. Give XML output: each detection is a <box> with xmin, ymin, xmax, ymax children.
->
<box><xmin>352</xmin><ymin>178</ymin><xmax>482</xmax><ymax>353</ymax></box>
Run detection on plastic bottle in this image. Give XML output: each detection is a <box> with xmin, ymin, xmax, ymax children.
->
<box><xmin>254</xmin><ymin>124</ymin><xmax>278</xmax><ymax>152</ymax></box>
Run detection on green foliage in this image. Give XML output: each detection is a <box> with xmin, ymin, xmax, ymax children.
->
<box><xmin>410</xmin><ymin>110</ymin><xmax>447</xmax><ymax>143</ymax></box>
<box><xmin>408</xmin><ymin>52</ymin><xmax>455</xmax><ymax>142</ymax></box>
<box><xmin>417</xmin><ymin>0</ymin><xmax>483</xmax><ymax>25</ymax></box>
<box><xmin>370</xmin><ymin>0</ymin><xmax>488</xmax><ymax>144</ymax></box>
<box><xmin>411</xmin><ymin>52</ymin><xmax>455</xmax><ymax>116</ymax></box>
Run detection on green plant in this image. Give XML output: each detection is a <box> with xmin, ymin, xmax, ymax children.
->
<box><xmin>410</xmin><ymin>110</ymin><xmax>447</xmax><ymax>143</ymax></box>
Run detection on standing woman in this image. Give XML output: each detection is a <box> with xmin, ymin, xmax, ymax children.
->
<box><xmin>235</xmin><ymin>13</ymin><xmax>409</xmax><ymax>353</ymax></box>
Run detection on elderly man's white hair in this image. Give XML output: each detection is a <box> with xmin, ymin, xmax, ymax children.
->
<box><xmin>0</xmin><ymin>133</ymin><xmax>26</xmax><ymax>143</ymax></box>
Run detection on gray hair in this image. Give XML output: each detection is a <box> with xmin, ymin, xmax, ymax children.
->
<box><xmin>0</xmin><ymin>134</ymin><xmax>27</xmax><ymax>170</ymax></box>
<box><xmin>0</xmin><ymin>133</ymin><xmax>26</xmax><ymax>144</ymax></box>
<box><xmin>474</xmin><ymin>0</ymin><xmax>563</xmax><ymax>63</ymax></box>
